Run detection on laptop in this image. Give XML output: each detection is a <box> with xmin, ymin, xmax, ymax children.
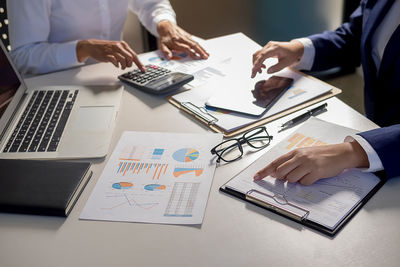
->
<box><xmin>0</xmin><ymin>41</ymin><xmax>123</xmax><ymax>159</ymax></box>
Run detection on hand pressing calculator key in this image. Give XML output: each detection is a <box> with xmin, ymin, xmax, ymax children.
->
<box><xmin>118</xmin><ymin>64</ymin><xmax>194</xmax><ymax>94</ymax></box>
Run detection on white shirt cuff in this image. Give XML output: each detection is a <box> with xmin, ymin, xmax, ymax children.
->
<box><xmin>292</xmin><ymin>38</ymin><xmax>315</xmax><ymax>71</ymax></box>
<box><xmin>56</xmin><ymin>40</ymin><xmax>81</xmax><ymax>67</ymax></box>
<box><xmin>344</xmin><ymin>134</ymin><xmax>384</xmax><ymax>172</ymax></box>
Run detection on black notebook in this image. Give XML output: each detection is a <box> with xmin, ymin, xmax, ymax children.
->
<box><xmin>0</xmin><ymin>159</ymin><xmax>92</xmax><ymax>217</ymax></box>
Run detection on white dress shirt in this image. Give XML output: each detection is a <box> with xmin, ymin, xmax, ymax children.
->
<box><xmin>7</xmin><ymin>0</ymin><xmax>176</xmax><ymax>75</ymax></box>
<box><xmin>293</xmin><ymin>0</ymin><xmax>400</xmax><ymax>172</ymax></box>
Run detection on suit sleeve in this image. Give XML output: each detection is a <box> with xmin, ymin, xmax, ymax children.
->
<box><xmin>308</xmin><ymin>1</ymin><xmax>365</xmax><ymax>71</ymax></box>
<box><xmin>357</xmin><ymin>124</ymin><xmax>400</xmax><ymax>179</ymax></box>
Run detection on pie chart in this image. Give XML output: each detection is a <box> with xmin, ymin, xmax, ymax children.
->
<box><xmin>144</xmin><ymin>184</ymin><xmax>166</xmax><ymax>191</ymax></box>
<box><xmin>172</xmin><ymin>148</ymin><xmax>199</xmax><ymax>162</ymax></box>
<box><xmin>112</xmin><ymin>182</ymin><xmax>133</xmax><ymax>189</ymax></box>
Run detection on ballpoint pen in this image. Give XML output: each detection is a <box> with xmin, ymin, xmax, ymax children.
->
<box><xmin>280</xmin><ymin>103</ymin><xmax>328</xmax><ymax>129</ymax></box>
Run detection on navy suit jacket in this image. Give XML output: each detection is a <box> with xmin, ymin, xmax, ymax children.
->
<box><xmin>308</xmin><ymin>0</ymin><xmax>400</xmax><ymax>178</ymax></box>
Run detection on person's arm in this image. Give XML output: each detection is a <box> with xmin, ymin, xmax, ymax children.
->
<box><xmin>308</xmin><ymin>1</ymin><xmax>365</xmax><ymax>71</ymax></box>
<box><xmin>130</xmin><ymin>0</ymin><xmax>209</xmax><ymax>60</ymax></box>
<box><xmin>7</xmin><ymin>0</ymin><xmax>82</xmax><ymax>75</ymax></box>
<box><xmin>130</xmin><ymin>0</ymin><xmax>176</xmax><ymax>37</ymax></box>
<box><xmin>251</xmin><ymin>1</ymin><xmax>365</xmax><ymax>78</ymax></box>
<box><xmin>253</xmin><ymin>141</ymin><xmax>369</xmax><ymax>185</ymax></box>
<box><xmin>357</xmin><ymin>125</ymin><xmax>400</xmax><ymax>179</ymax></box>
<box><xmin>253</xmin><ymin>124</ymin><xmax>400</xmax><ymax>185</ymax></box>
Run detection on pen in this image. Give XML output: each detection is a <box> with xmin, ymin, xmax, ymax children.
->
<box><xmin>280</xmin><ymin>103</ymin><xmax>328</xmax><ymax>129</ymax></box>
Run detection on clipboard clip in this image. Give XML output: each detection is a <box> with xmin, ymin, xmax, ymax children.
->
<box><xmin>245</xmin><ymin>189</ymin><xmax>310</xmax><ymax>221</ymax></box>
<box><xmin>181</xmin><ymin>102</ymin><xmax>218</xmax><ymax>125</ymax></box>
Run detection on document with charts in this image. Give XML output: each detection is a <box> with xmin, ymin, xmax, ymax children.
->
<box><xmin>80</xmin><ymin>131</ymin><xmax>222</xmax><ymax>224</ymax></box>
<box><xmin>223</xmin><ymin>118</ymin><xmax>381</xmax><ymax>231</ymax></box>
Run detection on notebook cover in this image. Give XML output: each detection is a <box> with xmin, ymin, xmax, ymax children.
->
<box><xmin>0</xmin><ymin>159</ymin><xmax>91</xmax><ymax>217</ymax></box>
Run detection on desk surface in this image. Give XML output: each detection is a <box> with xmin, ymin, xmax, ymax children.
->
<box><xmin>1</xmin><ymin>63</ymin><xmax>399</xmax><ymax>267</ymax></box>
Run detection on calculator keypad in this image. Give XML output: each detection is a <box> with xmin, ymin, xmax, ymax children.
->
<box><xmin>121</xmin><ymin>65</ymin><xmax>171</xmax><ymax>85</ymax></box>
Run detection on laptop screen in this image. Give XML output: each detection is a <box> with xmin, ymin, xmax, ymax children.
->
<box><xmin>0</xmin><ymin>47</ymin><xmax>20</xmax><ymax>117</ymax></box>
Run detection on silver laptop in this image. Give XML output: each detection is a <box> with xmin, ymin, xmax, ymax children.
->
<box><xmin>0</xmin><ymin>42</ymin><xmax>123</xmax><ymax>159</ymax></box>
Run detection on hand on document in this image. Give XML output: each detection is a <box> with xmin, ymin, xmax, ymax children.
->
<box><xmin>157</xmin><ymin>20</ymin><xmax>209</xmax><ymax>60</ymax></box>
<box><xmin>251</xmin><ymin>40</ymin><xmax>304</xmax><ymax>78</ymax></box>
<box><xmin>253</xmin><ymin>141</ymin><xmax>369</xmax><ymax>185</ymax></box>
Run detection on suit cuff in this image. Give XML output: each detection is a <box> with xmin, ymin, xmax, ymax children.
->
<box><xmin>292</xmin><ymin>38</ymin><xmax>315</xmax><ymax>71</ymax></box>
<box><xmin>344</xmin><ymin>134</ymin><xmax>384</xmax><ymax>172</ymax></box>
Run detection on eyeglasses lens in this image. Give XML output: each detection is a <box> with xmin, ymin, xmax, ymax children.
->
<box><xmin>244</xmin><ymin>128</ymin><xmax>271</xmax><ymax>149</ymax></box>
<box><xmin>215</xmin><ymin>139</ymin><xmax>242</xmax><ymax>162</ymax></box>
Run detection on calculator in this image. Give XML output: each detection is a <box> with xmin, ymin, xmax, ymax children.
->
<box><xmin>118</xmin><ymin>64</ymin><xmax>194</xmax><ymax>94</ymax></box>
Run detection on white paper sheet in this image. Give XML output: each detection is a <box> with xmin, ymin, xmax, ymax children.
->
<box><xmin>80</xmin><ymin>131</ymin><xmax>223</xmax><ymax>224</ymax></box>
<box><xmin>224</xmin><ymin>118</ymin><xmax>381</xmax><ymax>230</ymax></box>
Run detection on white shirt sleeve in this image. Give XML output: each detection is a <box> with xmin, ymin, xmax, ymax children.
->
<box><xmin>292</xmin><ymin>37</ymin><xmax>315</xmax><ymax>71</ymax></box>
<box><xmin>7</xmin><ymin>0</ymin><xmax>82</xmax><ymax>75</ymax></box>
<box><xmin>130</xmin><ymin>0</ymin><xmax>176</xmax><ymax>37</ymax></box>
<box><xmin>344</xmin><ymin>135</ymin><xmax>384</xmax><ymax>172</ymax></box>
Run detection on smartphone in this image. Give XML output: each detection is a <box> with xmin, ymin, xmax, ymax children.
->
<box><xmin>251</xmin><ymin>76</ymin><xmax>294</xmax><ymax>108</ymax></box>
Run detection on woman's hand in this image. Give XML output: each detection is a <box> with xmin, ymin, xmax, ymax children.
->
<box><xmin>253</xmin><ymin>141</ymin><xmax>369</xmax><ymax>185</ymax></box>
<box><xmin>251</xmin><ymin>40</ymin><xmax>304</xmax><ymax>78</ymax></box>
<box><xmin>76</xmin><ymin>39</ymin><xmax>145</xmax><ymax>72</ymax></box>
<box><xmin>157</xmin><ymin>20</ymin><xmax>209</xmax><ymax>60</ymax></box>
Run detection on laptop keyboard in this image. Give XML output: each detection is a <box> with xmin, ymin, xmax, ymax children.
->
<box><xmin>3</xmin><ymin>89</ymin><xmax>78</xmax><ymax>153</ymax></box>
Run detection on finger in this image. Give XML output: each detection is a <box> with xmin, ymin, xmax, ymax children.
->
<box><xmin>298</xmin><ymin>173</ymin><xmax>321</xmax><ymax>186</ymax></box>
<box><xmin>105</xmin><ymin>55</ymin><xmax>119</xmax><ymax>68</ymax></box>
<box><xmin>252</xmin><ymin>48</ymin><xmax>277</xmax><ymax>69</ymax></box>
<box><xmin>251</xmin><ymin>56</ymin><xmax>265</xmax><ymax>78</ymax></box>
<box><xmin>252</xmin><ymin>49</ymin><xmax>276</xmax><ymax>77</ymax></box>
<box><xmin>114</xmin><ymin>42</ymin><xmax>137</xmax><ymax>69</ymax></box>
<box><xmin>252</xmin><ymin>50</ymin><xmax>262</xmax><ymax>64</ymax></box>
<box><xmin>159</xmin><ymin>42</ymin><xmax>173</xmax><ymax>60</ymax></box>
<box><xmin>119</xmin><ymin>42</ymin><xmax>136</xmax><ymax>68</ymax></box>
<box><xmin>254</xmin><ymin>152</ymin><xmax>295</xmax><ymax>180</ymax></box>
<box><xmin>253</xmin><ymin>163</ymin><xmax>276</xmax><ymax>180</ymax></box>
<box><xmin>274</xmin><ymin>155</ymin><xmax>304</xmax><ymax>179</ymax></box>
<box><xmin>251</xmin><ymin>63</ymin><xmax>266</xmax><ymax>78</ymax></box>
<box><xmin>113</xmin><ymin>52</ymin><xmax>127</xmax><ymax>69</ymax></box>
<box><xmin>284</xmin><ymin>164</ymin><xmax>311</xmax><ymax>183</ymax></box>
<box><xmin>121</xmin><ymin>42</ymin><xmax>146</xmax><ymax>72</ymax></box>
<box><xmin>267</xmin><ymin>57</ymin><xmax>292</xmax><ymax>73</ymax></box>
<box><xmin>171</xmin><ymin>42</ymin><xmax>199</xmax><ymax>59</ymax></box>
<box><xmin>183</xmin><ymin>38</ymin><xmax>209</xmax><ymax>59</ymax></box>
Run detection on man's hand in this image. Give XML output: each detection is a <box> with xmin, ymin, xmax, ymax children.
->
<box><xmin>157</xmin><ymin>20</ymin><xmax>209</xmax><ymax>60</ymax></box>
<box><xmin>76</xmin><ymin>39</ymin><xmax>145</xmax><ymax>72</ymax></box>
<box><xmin>251</xmin><ymin>40</ymin><xmax>304</xmax><ymax>78</ymax></box>
<box><xmin>253</xmin><ymin>141</ymin><xmax>369</xmax><ymax>185</ymax></box>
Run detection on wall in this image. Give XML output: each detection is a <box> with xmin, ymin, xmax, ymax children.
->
<box><xmin>169</xmin><ymin>0</ymin><xmax>344</xmax><ymax>46</ymax></box>
<box><xmin>122</xmin><ymin>11</ymin><xmax>145</xmax><ymax>54</ymax></box>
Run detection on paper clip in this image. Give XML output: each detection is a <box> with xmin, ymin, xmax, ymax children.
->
<box><xmin>181</xmin><ymin>102</ymin><xmax>218</xmax><ymax>125</ymax></box>
<box><xmin>245</xmin><ymin>189</ymin><xmax>310</xmax><ymax>221</ymax></box>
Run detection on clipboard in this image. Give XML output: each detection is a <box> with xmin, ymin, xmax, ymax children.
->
<box><xmin>167</xmin><ymin>69</ymin><xmax>342</xmax><ymax>138</ymax></box>
<box><xmin>219</xmin><ymin>177</ymin><xmax>385</xmax><ymax>236</ymax></box>
<box><xmin>216</xmin><ymin>118</ymin><xmax>386</xmax><ymax>236</ymax></box>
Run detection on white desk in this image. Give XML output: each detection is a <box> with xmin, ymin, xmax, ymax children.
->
<box><xmin>1</xmin><ymin>63</ymin><xmax>399</xmax><ymax>267</ymax></box>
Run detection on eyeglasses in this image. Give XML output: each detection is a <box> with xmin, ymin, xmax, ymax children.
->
<box><xmin>211</xmin><ymin>127</ymin><xmax>273</xmax><ymax>163</ymax></box>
